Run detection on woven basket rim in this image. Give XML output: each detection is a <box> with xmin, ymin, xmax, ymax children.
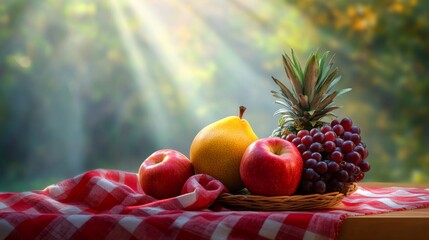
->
<box><xmin>216</xmin><ymin>182</ymin><xmax>358</xmax><ymax>211</ymax></box>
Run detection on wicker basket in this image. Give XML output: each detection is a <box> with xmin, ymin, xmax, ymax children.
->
<box><xmin>216</xmin><ymin>183</ymin><xmax>358</xmax><ymax>211</ymax></box>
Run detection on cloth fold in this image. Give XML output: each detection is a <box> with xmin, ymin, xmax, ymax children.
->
<box><xmin>1</xmin><ymin>169</ymin><xmax>429</xmax><ymax>240</ymax></box>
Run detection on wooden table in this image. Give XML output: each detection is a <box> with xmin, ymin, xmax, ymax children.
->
<box><xmin>338</xmin><ymin>182</ymin><xmax>429</xmax><ymax>240</ymax></box>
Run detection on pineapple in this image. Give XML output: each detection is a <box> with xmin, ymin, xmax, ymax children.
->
<box><xmin>270</xmin><ymin>49</ymin><xmax>370</xmax><ymax>194</ymax></box>
<box><xmin>271</xmin><ymin>49</ymin><xmax>351</xmax><ymax>138</ymax></box>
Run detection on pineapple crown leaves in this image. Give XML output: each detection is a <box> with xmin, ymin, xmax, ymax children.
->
<box><xmin>271</xmin><ymin>49</ymin><xmax>352</xmax><ymax>129</ymax></box>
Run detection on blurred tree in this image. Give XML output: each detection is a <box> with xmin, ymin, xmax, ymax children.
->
<box><xmin>1</xmin><ymin>0</ymin><xmax>428</xmax><ymax>191</ymax></box>
<box><xmin>289</xmin><ymin>0</ymin><xmax>429</xmax><ymax>182</ymax></box>
<box><xmin>0</xmin><ymin>0</ymin><xmax>159</xmax><ymax>189</ymax></box>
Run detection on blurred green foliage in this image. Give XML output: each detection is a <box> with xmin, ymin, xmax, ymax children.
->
<box><xmin>289</xmin><ymin>0</ymin><xmax>429</xmax><ymax>182</ymax></box>
<box><xmin>0</xmin><ymin>0</ymin><xmax>428</xmax><ymax>191</ymax></box>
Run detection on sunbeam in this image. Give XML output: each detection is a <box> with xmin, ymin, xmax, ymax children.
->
<box><xmin>128</xmin><ymin>0</ymin><xmax>214</xmax><ymax>124</ymax></box>
<box><xmin>113</xmin><ymin>0</ymin><xmax>319</xmax><ymax>141</ymax></box>
<box><xmin>110</xmin><ymin>0</ymin><xmax>170</xmax><ymax>148</ymax></box>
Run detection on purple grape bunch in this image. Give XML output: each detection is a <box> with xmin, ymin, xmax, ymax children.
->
<box><xmin>286</xmin><ymin>117</ymin><xmax>370</xmax><ymax>194</ymax></box>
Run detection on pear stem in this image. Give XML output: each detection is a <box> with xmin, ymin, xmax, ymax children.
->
<box><xmin>239</xmin><ymin>106</ymin><xmax>246</xmax><ymax>119</ymax></box>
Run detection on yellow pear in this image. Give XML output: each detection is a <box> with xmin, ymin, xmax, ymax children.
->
<box><xmin>190</xmin><ymin>106</ymin><xmax>258</xmax><ymax>192</ymax></box>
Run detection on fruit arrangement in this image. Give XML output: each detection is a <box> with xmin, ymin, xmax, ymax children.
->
<box><xmin>270</xmin><ymin>49</ymin><xmax>370</xmax><ymax>194</ymax></box>
<box><xmin>137</xmin><ymin>49</ymin><xmax>370</xmax><ymax>207</ymax></box>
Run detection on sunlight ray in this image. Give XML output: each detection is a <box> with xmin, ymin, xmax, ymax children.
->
<box><xmin>112</xmin><ymin>0</ymin><xmax>318</xmax><ymax>143</ymax></box>
<box><xmin>110</xmin><ymin>0</ymin><xmax>169</xmax><ymax>148</ymax></box>
<box><xmin>128</xmin><ymin>0</ymin><xmax>211</xmax><ymax>127</ymax></box>
<box><xmin>127</xmin><ymin>0</ymin><xmax>270</xmax><ymax>125</ymax></box>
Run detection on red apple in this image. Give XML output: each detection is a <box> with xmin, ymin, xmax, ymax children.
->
<box><xmin>240</xmin><ymin>137</ymin><xmax>303</xmax><ymax>196</ymax></box>
<box><xmin>138</xmin><ymin>149</ymin><xmax>194</xmax><ymax>199</ymax></box>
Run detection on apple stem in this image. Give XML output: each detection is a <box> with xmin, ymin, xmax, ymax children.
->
<box><xmin>239</xmin><ymin>106</ymin><xmax>246</xmax><ymax>119</ymax></box>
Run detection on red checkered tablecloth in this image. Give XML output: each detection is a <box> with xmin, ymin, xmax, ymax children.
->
<box><xmin>1</xmin><ymin>169</ymin><xmax>429</xmax><ymax>239</ymax></box>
